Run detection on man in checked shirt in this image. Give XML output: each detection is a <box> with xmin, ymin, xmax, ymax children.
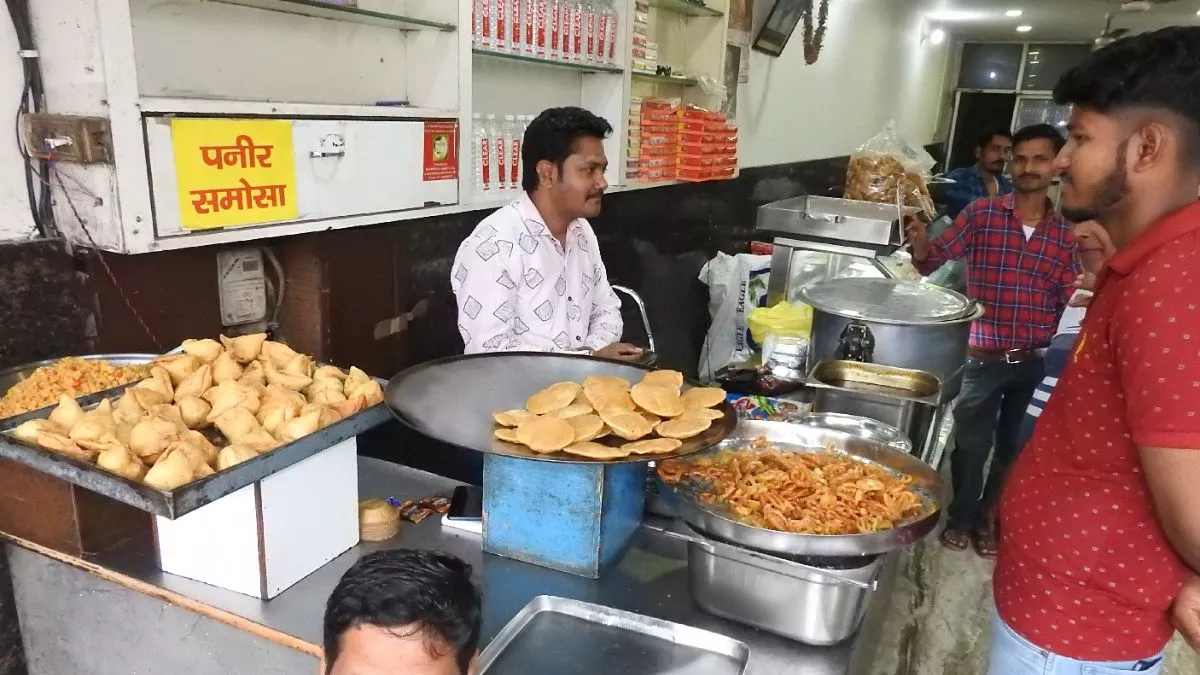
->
<box><xmin>908</xmin><ymin>124</ymin><xmax>1079</xmax><ymax>558</ymax></box>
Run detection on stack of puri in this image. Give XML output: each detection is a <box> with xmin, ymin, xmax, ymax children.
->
<box><xmin>492</xmin><ymin>370</ymin><xmax>727</xmax><ymax>460</ymax></box>
<box><xmin>6</xmin><ymin>334</ymin><xmax>384</xmax><ymax>491</ymax></box>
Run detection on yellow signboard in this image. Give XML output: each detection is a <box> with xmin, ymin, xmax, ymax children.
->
<box><xmin>171</xmin><ymin>119</ymin><xmax>298</xmax><ymax>230</ymax></box>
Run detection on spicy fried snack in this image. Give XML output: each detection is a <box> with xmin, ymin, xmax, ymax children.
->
<box><xmin>658</xmin><ymin>440</ymin><xmax>927</xmax><ymax>535</ymax></box>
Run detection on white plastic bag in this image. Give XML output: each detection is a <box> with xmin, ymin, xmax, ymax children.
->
<box><xmin>698</xmin><ymin>253</ymin><xmax>771</xmax><ymax>381</ymax></box>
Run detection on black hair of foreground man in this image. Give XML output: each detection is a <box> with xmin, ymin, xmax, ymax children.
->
<box><xmin>520</xmin><ymin>106</ymin><xmax>613</xmax><ymax>194</ymax></box>
<box><xmin>1052</xmin><ymin>26</ymin><xmax>1200</xmax><ymax>226</ymax></box>
<box><xmin>323</xmin><ymin>550</ymin><xmax>482</xmax><ymax>675</ymax></box>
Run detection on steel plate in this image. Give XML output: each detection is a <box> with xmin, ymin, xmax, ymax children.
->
<box><xmin>661</xmin><ymin>419</ymin><xmax>945</xmax><ymax>557</ymax></box>
<box><xmin>385</xmin><ymin>352</ymin><xmax>736</xmax><ymax>464</ymax></box>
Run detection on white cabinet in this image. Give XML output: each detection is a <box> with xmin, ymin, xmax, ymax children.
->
<box><xmin>31</xmin><ymin>0</ymin><xmax>730</xmax><ymax>252</ymax></box>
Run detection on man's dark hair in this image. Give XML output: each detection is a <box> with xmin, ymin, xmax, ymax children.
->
<box><xmin>1012</xmin><ymin>124</ymin><xmax>1066</xmax><ymax>154</ymax></box>
<box><xmin>975</xmin><ymin>127</ymin><xmax>1013</xmax><ymax>151</ymax></box>
<box><xmin>521</xmin><ymin>106</ymin><xmax>612</xmax><ymax>193</ymax></box>
<box><xmin>1054</xmin><ymin>26</ymin><xmax>1200</xmax><ymax>163</ymax></box>
<box><xmin>323</xmin><ymin>550</ymin><xmax>481</xmax><ymax>674</ymax></box>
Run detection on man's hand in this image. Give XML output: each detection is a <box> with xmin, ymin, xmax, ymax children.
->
<box><xmin>1173</xmin><ymin>574</ymin><xmax>1200</xmax><ymax>651</ymax></box>
<box><xmin>593</xmin><ymin>342</ymin><xmax>644</xmax><ymax>362</ymax></box>
<box><xmin>905</xmin><ymin>216</ymin><xmax>932</xmax><ymax>262</ymax></box>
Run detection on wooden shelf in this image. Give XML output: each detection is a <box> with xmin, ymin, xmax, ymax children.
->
<box><xmin>646</xmin><ymin>0</ymin><xmax>724</xmax><ymax>18</ymax></box>
<box><xmin>208</xmin><ymin>0</ymin><xmax>455</xmax><ymax>31</ymax></box>
<box><xmin>631</xmin><ymin>71</ymin><xmax>698</xmax><ymax>86</ymax></box>
<box><xmin>472</xmin><ymin>48</ymin><xmax>624</xmax><ymax>74</ymax></box>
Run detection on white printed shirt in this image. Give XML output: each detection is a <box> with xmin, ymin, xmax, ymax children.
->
<box><xmin>450</xmin><ymin>193</ymin><xmax>623</xmax><ymax>353</ymax></box>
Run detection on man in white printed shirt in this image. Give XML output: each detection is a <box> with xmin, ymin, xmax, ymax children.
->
<box><xmin>451</xmin><ymin>107</ymin><xmax>644</xmax><ymax>361</ymax></box>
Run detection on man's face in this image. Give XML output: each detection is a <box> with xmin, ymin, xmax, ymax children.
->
<box><xmin>977</xmin><ymin>135</ymin><xmax>1012</xmax><ymax>173</ymax></box>
<box><xmin>546</xmin><ymin>136</ymin><xmax>609</xmax><ymax>220</ymax></box>
<box><xmin>1010</xmin><ymin>138</ymin><xmax>1060</xmax><ymax>194</ymax></box>
<box><xmin>325</xmin><ymin>625</ymin><xmax>473</xmax><ymax>675</ymax></box>
<box><xmin>1055</xmin><ymin>108</ymin><xmax>1129</xmax><ymax>223</ymax></box>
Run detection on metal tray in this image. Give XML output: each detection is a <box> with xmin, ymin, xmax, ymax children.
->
<box><xmin>661</xmin><ymin>420</ymin><xmax>945</xmax><ymax>557</ymax></box>
<box><xmin>789</xmin><ymin>412</ymin><xmax>912</xmax><ymax>453</ymax></box>
<box><xmin>0</xmin><ymin>378</ymin><xmax>391</xmax><ymax>520</ymax></box>
<box><xmin>477</xmin><ymin>595</ymin><xmax>750</xmax><ymax>675</ymax></box>
<box><xmin>806</xmin><ymin>360</ymin><xmax>944</xmax><ymax>407</ymax></box>
<box><xmin>385</xmin><ymin>352</ymin><xmax>736</xmax><ymax>464</ymax></box>
<box><xmin>0</xmin><ymin>354</ymin><xmax>158</xmax><ymax>423</ymax></box>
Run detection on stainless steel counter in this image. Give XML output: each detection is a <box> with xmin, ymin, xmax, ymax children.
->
<box><xmin>9</xmin><ymin>457</ymin><xmax>898</xmax><ymax>675</ymax></box>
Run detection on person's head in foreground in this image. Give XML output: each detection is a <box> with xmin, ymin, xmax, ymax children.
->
<box><xmin>522</xmin><ymin>106</ymin><xmax>612</xmax><ymax>223</ymax></box>
<box><xmin>1008</xmin><ymin>124</ymin><xmax>1064</xmax><ymax>195</ymax></box>
<box><xmin>323</xmin><ymin>550</ymin><xmax>482</xmax><ymax>675</ymax></box>
<box><xmin>1053</xmin><ymin>26</ymin><xmax>1200</xmax><ymax>247</ymax></box>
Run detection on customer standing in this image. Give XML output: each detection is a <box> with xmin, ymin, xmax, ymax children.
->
<box><xmin>1017</xmin><ymin>220</ymin><xmax>1116</xmax><ymax>450</ymax></box>
<box><xmin>908</xmin><ymin>124</ymin><xmax>1078</xmax><ymax>558</ymax></box>
<box><xmin>942</xmin><ymin>128</ymin><xmax>1014</xmax><ymax>218</ymax></box>
<box><xmin>992</xmin><ymin>26</ymin><xmax>1200</xmax><ymax>674</ymax></box>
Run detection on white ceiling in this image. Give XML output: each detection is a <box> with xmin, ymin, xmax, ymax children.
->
<box><xmin>922</xmin><ymin>0</ymin><xmax>1200</xmax><ymax>41</ymax></box>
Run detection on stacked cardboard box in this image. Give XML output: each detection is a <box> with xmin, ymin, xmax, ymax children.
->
<box><xmin>676</xmin><ymin>105</ymin><xmax>738</xmax><ymax>182</ymax></box>
<box><xmin>633</xmin><ymin>97</ymin><xmax>681</xmax><ymax>183</ymax></box>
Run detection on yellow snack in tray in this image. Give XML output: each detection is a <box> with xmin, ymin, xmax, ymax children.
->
<box><xmin>0</xmin><ymin>357</ymin><xmax>151</xmax><ymax>419</ymax></box>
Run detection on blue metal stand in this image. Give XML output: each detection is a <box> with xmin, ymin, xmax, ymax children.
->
<box><xmin>482</xmin><ymin>455</ymin><xmax>645</xmax><ymax>578</ymax></box>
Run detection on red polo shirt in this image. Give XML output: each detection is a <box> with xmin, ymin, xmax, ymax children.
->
<box><xmin>996</xmin><ymin>200</ymin><xmax>1200</xmax><ymax>660</ymax></box>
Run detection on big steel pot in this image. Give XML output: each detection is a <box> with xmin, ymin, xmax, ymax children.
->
<box><xmin>798</xmin><ymin>279</ymin><xmax>982</xmax><ymax>398</ymax></box>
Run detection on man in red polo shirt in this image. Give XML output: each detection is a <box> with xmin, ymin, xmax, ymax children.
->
<box><xmin>992</xmin><ymin>26</ymin><xmax>1200</xmax><ymax>674</ymax></box>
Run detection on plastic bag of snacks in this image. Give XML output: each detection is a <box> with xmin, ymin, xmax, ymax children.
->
<box><xmin>844</xmin><ymin>120</ymin><xmax>936</xmax><ymax>219</ymax></box>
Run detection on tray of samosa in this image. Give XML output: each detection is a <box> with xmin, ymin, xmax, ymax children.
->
<box><xmin>386</xmin><ymin>352</ymin><xmax>736</xmax><ymax>463</ymax></box>
<box><xmin>0</xmin><ymin>334</ymin><xmax>390</xmax><ymax>519</ymax></box>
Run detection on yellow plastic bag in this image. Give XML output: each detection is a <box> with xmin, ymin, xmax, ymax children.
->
<box><xmin>747</xmin><ymin>302</ymin><xmax>813</xmax><ymax>346</ymax></box>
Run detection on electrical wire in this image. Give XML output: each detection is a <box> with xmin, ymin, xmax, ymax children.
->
<box><xmin>52</xmin><ymin>165</ymin><xmax>163</xmax><ymax>352</ymax></box>
<box><xmin>6</xmin><ymin>0</ymin><xmax>52</xmax><ymax>237</ymax></box>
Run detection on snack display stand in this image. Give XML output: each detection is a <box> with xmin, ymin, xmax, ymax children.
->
<box><xmin>0</xmin><ymin>349</ymin><xmax>392</xmax><ymax>599</ymax></box>
<box><xmin>385</xmin><ymin>352</ymin><xmax>737</xmax><ymax>578</ymax></box>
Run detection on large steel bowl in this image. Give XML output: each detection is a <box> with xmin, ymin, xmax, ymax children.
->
<box><xmin>385</xmin><ymin>352</ymin><xmax>736</xmax><ymax>464</ymax></box>
<box><xmin>662</xmin><ymin>419</ymin><xmax>945</xmax><ymax>557</ymax></box>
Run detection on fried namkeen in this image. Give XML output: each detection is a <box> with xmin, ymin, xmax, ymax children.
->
<box><xmin>658</xmin><ymin>440</ymin><xmax>926</xmax><ymax>535</ymax></box>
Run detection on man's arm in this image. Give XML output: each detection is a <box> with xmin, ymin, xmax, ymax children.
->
<box><xmin>1120</xmin><ymin>252</ymin><xmax>1200</xmax><ymax>572</ymax></box>
<box><xmin>450</xmin><ymin>229</ymin><xmax>552</xmax><ymax>354</ymax></box>
<box><xmin>1141</xmin><ymin>448</ymin><xmax>1200</xmax><ymax>572</ymax></box>
<box><xmin>909</xmin><ymin>204</ymin><xmax>975</xmax><ymax>276</ymax></box>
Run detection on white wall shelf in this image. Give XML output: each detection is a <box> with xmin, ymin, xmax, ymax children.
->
<box><xmin>209</xmin><ymin>0</ymin><xmax>455</xmax><ymax>31</ymax></box>
<box><xmin>31</xmin><ymin>0</ymin><xmax>730</xmax><ymax>252</ymax></box>
<box><xmin>645</xmin><ymin>0</ymin><xmax>722</xmax><ymax>19</ymax></box>
<box><xmin>139</xmin><ymin>97</ymin><xmax>457</xmax><ymax>120</ymax></box>
<box><xmin>631</xmin><ymin>71</ymin><xmax>697</xmax><ymax>86</ymax></box>
<box><xmin>472</xmin><ymin>48</ymin><xmax>624</xmax><ymax>75</ymax></box>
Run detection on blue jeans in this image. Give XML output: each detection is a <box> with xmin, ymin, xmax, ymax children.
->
<box><xmin>988</xmin><ymin>608</ymin><xmax>1164</xmax><ymax>675</ymax></box>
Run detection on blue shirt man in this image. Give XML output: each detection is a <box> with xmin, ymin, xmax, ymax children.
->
<box><xmin>941</xmin><ymin>129</ymin><xmax>1014</xmax><ymax>218</ymax></box>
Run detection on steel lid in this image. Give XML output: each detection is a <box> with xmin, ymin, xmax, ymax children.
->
<box><xmin>797</xmin><ymin>278</ymin><xmax>971</xmax><ymax>324</ymax></box>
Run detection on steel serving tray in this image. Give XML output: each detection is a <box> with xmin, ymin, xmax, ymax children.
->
<box><xmin>0</xmin><ymin>354</ymin><xmax>158</xmax><ymax>424</ymax></box>
<box><xmin>477</xmin><ymin>595</ymin><xmax>750</xmax><ymax>675</ymax></box>
<box><xmin>661</xmin><ymin>420</ymin><xmax>945</xmax><ymax>557</ymax></box>
<box><xmin>0</xmin><ymin>373</ymin><xmax>391</xmax><ymax>520</ymax></box>
<box><xmin>385</xmin><ymin>352</ymin><xmax>736</xmax><ymax>464</ymax></box>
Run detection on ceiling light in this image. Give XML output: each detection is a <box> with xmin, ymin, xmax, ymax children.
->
<box><xmin>1016</xmin><ymin>25</ymin><xmax>1033</xmax><ymax>33</ymax></box>
<box><xmin>1006</xmin><ymin>9</ymin><xmax>1023</xmax><ymax>17</ymax></box>
<box><xmin>930</xmin><ymin>28</ymin><xmax>946</xmax><ymax>45</ymax></box>
<box><xmin>989</xmin><ymin>71</ymin><xmax>998</xmax><ymax>80</ymax></box>
<box><xmin>927</xmin><ymin>10</ymin><xmax>988</xmax><ymax>21</ymax></box>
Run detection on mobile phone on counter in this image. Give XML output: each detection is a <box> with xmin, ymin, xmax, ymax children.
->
<box><xmin>447</xmin><ymin>486</ymin><xmax>483</xmax><ymax>521</ymax></box>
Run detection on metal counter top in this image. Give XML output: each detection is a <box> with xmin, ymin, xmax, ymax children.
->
<box><xmin>73</xmin><ymin>457</ymin><xmax>896</xmax><ymax>675</ymax></box>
